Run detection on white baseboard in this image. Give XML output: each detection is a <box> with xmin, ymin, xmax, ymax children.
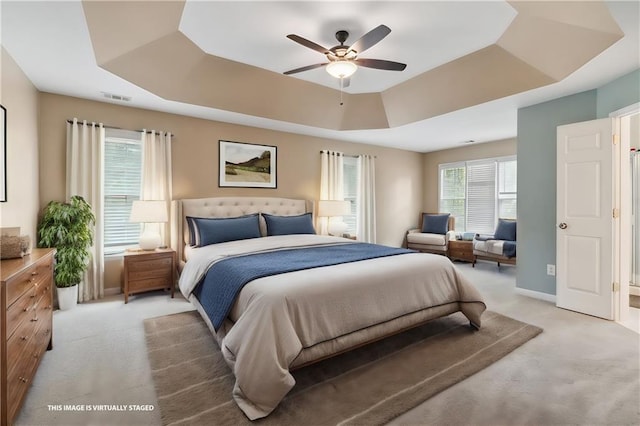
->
<box><xmin>515</xmin><ymin>287</ymin><xmax>557</xmax><ymax>303</ymax></box>
<box><xmin>104</xmin><ymin>287</ymin><xmax>121</xmax><ymax>296</ymax></box>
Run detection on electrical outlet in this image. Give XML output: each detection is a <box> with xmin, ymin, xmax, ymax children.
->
<box><xmin>547</xmin><ymin>264</ymin><xmax>556</xmax><ymax>276</ymax></box>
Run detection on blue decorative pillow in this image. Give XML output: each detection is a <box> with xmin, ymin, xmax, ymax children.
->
<box><xmin>494</xmin><ymin>219</ymin><xmax>517</xmax><ymax>241</ymax></box>
<box><xmin>421</xmin><ymin>213</ymin><xmax>450</xmax><ymax>235</ymax></box>
<box><xmin>262</xmin><ymin>213</ymin><xmax>316</xmax><ymax>236</ymax></box>
<box><xmin>186</xmin><ymin>214</ymin><xmax>261</xmax><ymax>247</ymax></box>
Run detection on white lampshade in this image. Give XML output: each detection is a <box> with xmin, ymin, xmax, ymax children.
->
<box><xmin>129</xmin><ymin>200</ymin><xmax>168</xmax><ymax>250</ymax></box>
<box><xmin>129</xmin><ymin>200</ymin><xmax>168</xmax><ymax>223</ymax></box>
<box><xmin>317</xmin><ymin>200</ymin><xmax>350</xmax><ymax>218</ymax></box>
<box><xmin>326</xmin><ymin>61</ymin><xmax>357</xmax><ymax>79</ymax></box>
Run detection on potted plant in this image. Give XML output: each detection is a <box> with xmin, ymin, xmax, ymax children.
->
<box><xmin>37</xmin><ymin>195</ymin><xmax>96</xmax><ymax>310</ymax></box>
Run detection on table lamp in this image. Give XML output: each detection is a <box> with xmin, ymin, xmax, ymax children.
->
<box><xmin>317</xmin><ymin>200</ymin><xmax>351</xmax><ymax>236</ymax></box>
<box><xmin>129</xmin><ymin>200</ymin><xmax>168</xmax><ymax>250</ymax></box>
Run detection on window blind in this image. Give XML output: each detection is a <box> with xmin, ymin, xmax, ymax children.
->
<box><xmin>439</xmin><ymin>156</ymin><xmax>517</xmax><ymax>234</ymax></box>
<box><xmin>466</xmin><ymin>160</ymin><xmax>496</xmax><ymax>234</ymax></box>
<box><xmin>104</xmin><ymin>134</ymin><xmax>142</xmax><ymax>248</ymax></box>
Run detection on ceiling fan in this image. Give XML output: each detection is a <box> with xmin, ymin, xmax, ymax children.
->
<box><xmin>283</xmin><ymin>24</ymin><xmax>406</xmax><ymax>87</ymax></box>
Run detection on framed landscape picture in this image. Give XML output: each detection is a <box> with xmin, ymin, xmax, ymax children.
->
<box><xmin>219</xmin><ymin>140</ymin><xmax>277</xmax><ymax>188</ymax></box>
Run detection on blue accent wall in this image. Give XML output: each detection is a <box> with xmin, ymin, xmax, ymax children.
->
<box><xmin>516</xmin><ymin>68</ymin><xmax>640</xmax><ymax>296</ymax></box>
<box><xmin>516</xmin><ymin>91</ymin><xmax>597</xmax><ymax>295</ymax></box>
<box><xmin>597</xmin><ymin>69</ymin><xmax>640</xmax><ymax>118</ymax></box>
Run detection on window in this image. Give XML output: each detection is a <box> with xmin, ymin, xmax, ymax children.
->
<box><xmin>343</xmin><ymin>156</ymin><xmax>358</xmax><ymax>236</ymax></box>
<box><xmin>104</xmin><ymin>129</ymin><xmax>142</xmax><ymax>253</ymax></box>
<box><xmin>439</xmin><ymin>156</ymin><xmax>517</xmax><ymax>233</ymax></box>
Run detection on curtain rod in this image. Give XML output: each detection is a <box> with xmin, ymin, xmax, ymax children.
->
<box><xmin>319</xmin><ymin>150</ymin><xmax>376</xmax><ymax>158</ymax></box>
<box><xmin>66</xmin><ymin>119</ymin><xmax>173</xmax><ymax>137</ymax></box>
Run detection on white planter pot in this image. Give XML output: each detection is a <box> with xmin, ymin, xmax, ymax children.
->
<box><xmin>57</xmin><ymin>285</ymin><xmax>78</xmax><ymax>311</ymax></box>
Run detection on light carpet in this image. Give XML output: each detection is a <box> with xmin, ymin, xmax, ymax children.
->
<box><xmin>144</xmin><ymin>309</ymin><xmax>541</xmax><ymax>425</ymax></box>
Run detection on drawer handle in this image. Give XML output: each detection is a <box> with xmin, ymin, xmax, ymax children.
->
<box><xmin>30</xmin><ymin>293</ymin><xmax>36</xmax><ymax>298</ymax></box>
<box><xmin>31</xmin><ymin>271</ymin><xmax>38</xmax><ymax>276</ymax></box>
<box><xmin>20</xmin><ymin>335</ymin><xmax>29</xmax><ymax>341</ymax></box>
<box><xmin>18</xmin><ymin>377</ymin><xmax>28</xmax><ymax>383</ymax></box>
<box><xmin>46</xmin><ymin>305</ymin><xmax>52</xmax><ymax>310</ymax></box>
<box><xmin>31</xmin><ymin>317</ymin><xmax>38</xmax><ymax>322</ymax></box>
<box><xmin>23</xmin><ymin>307</ymin><xmax>29</xmax><ymax>312</ymax></box>
<box><xmin>33</xmin><ymin>353</ymin><xmax>38</xmax><ymax>358</ymax></box>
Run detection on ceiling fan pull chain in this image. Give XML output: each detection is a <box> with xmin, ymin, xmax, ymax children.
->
<box><xmin>340</xmin><ymin>78</ymin><xmax>344</xmax><ymax>106</ymax></box>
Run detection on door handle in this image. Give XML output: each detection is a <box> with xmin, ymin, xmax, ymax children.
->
<box><xmin>558</xmin><ymin>222</ymin><xmax>568</xmax><ymax>229</ymax></box>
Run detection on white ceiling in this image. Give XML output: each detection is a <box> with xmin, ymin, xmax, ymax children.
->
<box><xmin>1</xmin><ymin>0</ymin><xmax>639</xmax><ymax>153</ymax></box>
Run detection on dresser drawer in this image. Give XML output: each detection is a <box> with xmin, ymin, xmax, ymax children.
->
<box><xmin>6</xmin><ymin>257</ymin><xmax>52</xmax><ymax>306</ymax></box>
<box><xmin>7</xmin><ymin>338</ymin><xmax>40</xmax><ymax>421</ymax></box>
<box><xmin>128</xmin><ymin>267</ymin><xmax>172</xmax><ymax>281</ymax></box>
<box><xmin>129</xmin><ymin>276</ymin><xmax>172</xmax><ymax>293</ymax></box>
<box><xmin>6</xmin><ymin>287</ymin><xmax>37</xmax><ymax>339</ymax></box>
<box><xmin>7</xmin><ymin>318</ymin><xmax>39</xmax><ymax>378</ymax></box>
<box><xmin>128</xmin><ymin>257</ymin><xmax>172</xmax><ymax>272</ymax></box>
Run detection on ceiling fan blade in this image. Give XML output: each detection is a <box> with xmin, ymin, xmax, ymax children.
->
<box><xmin>283</xmin><ymin>63</ymin><xmax>328</xmax><ymax>75</ymax></box>
<box><xmin>286</xmin><ymin>34</ymin><xmax>330</xmax><ymax>55</ymax></box>
<box><xmin>347</xmin><ymin>25</ymin><xmax>391</xmax><ymax>55</ymax></box>
<box><xmin>355</xmin><ymin>58</ymin><xmax>406</xmax><ymax>71</ymax></box>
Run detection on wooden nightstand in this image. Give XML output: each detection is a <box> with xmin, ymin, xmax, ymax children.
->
<box><xmin>123</xmin><ymin>248</ymin><xmax>176</xmax><ymax>303</ymax></box>
<box><xmin>448</xmin><ymin>240</ymin><xmax>474</xmax><ymax>262</ymax></box>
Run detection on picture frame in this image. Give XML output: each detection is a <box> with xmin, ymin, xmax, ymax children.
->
<box><xmin>0</xmin><ymin>105</ymin><xmax>6</xmax><ymax>202</ymax></box>
<box><xmin>219</xmin><ymin>140</ymin><xmax>277</xmax><ymax>188</ymax></box>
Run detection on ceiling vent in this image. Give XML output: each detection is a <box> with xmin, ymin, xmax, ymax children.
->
<box><xmin>102</xmin><ymin>92</ymin><xmax>131</xmax><ymax>102</ymax></box>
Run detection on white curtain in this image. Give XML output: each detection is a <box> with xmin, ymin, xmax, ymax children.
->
<box><xmin>319</xmin><ymin>150</ymin><xmax>344</xmax><ymax>235</ymax></box>
<box><xmin>141</xmin><ymin>130</ymin><xmax>173</xmax><ymax>246</ymax></box>
<box><xmin>66</xmin><ymin>119</ymin><xmax>104</xmax><ymax>302</ymax></box>
<box><xmin>357</xmin><ymin>154</ymin><xmax>376</xmax><ymax>243</ymax></box>
<box><xmin>632</xmin><ymin>151</ymin><xmax>639</xmax><ymax>286</ymax></box>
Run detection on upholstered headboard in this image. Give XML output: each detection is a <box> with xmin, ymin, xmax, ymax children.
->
<box><xmin>170</xmin><ymin>197</ymin><xmax>314</xmax><ymax>265</ymax></box>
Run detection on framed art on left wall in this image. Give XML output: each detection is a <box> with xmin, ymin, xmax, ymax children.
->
<box><xmin>219</xmin><ymin>140</ymin><xmax>277</xmax><ymax>188</ymax></box>
<box><xmin>0</xmin><ymin>105</ymin><xmax>6</xmax><ymax>202</ymax></box>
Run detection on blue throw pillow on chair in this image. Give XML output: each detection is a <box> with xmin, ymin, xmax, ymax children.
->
<box><xmin>494</xmin><ymin>219</ymin><xmax>517</xmax><ymax>241</ymax></box>
<box><xmin>421</xmin><ymin>213</ymin><xmax>450</xmax><ymax>235</ymax></box>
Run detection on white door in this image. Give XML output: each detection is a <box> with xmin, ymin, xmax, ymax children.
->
<box><xmin>557</xmin><ymin>118</ymin><xmax>615</xmax><ymax>320</ymax></box>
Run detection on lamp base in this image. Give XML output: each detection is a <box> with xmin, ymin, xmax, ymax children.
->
<box><xmin>138</xmin><ymin>231</ymin><xmax>161</xmax><ymax>250</ymax></box>
<box><xmin>327</xmin><ymin>220</ymin><xmax>348</xmax><ymax>237</ymax></box>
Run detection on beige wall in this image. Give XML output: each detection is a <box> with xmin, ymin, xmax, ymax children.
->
<box><xmin>422</xmin><ymin>138</ymin><xmax>517</xmax><ymax>213</ymax></box>
<box><xmin>38</xmin><ymin>93</ymin><xmax>424</xmax><ymax>290</ymax></box>
<box><xmin>0</xmin><ymin>48</ymin><xmax>40</xmax><ymax>240</ymax></box>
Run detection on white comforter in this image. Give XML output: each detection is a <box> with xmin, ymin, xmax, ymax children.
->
<box><xmin>178</xmin><ymin>235</ymin><xmax>486</xmax><ymax>420</ymax></box>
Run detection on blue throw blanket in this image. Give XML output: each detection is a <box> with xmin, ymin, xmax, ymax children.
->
<box><xmin>474</xmin><ymin>234</ymin><xmax>516</xmax><ymax>258</ymax></box>
<box><xmin>503</xmin><ymin>241</ymin><xmax>516</xmax><ymax>258</ymax></box>
<box><xmin>193</xmin><ymin>243</ymin><xmax>415</xmax><ymax>330</ymax></box>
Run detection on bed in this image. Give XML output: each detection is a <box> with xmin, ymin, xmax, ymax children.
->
<box><xmin>171</xmin><ymin>197</ymin><xmax>486</xmax><ymax>420</ymax></box>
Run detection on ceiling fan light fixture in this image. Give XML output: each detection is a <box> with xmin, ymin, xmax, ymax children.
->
<box><xmin>326</xmin><ymin>61</ymin><xmax>357</xmax><ymax>79</ymax></box>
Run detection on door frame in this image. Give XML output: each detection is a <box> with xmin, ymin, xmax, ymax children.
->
<box><xmin>610</xmin><ymin>102</ymin><xmax>639</xmax><ymax>322</ymax></box>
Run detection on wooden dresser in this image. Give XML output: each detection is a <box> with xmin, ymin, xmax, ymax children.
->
<box><xmin>1</xmin><ymin>248</ymin><xmax>55</xmax><ymax>425</ymax></box>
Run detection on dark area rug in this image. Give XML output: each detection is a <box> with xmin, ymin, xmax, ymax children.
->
<box><xmin>144</xmin><ymin>310</ymin><xmax>542</xmax><ymax>425</ymax></box>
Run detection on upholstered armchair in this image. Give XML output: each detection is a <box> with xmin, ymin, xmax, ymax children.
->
<box><xmin>472</xmin><ymin>218</ymin><xmax>517</xmax><ymax>268</ymax></box>
<box><xmin>406</xmin><ymin>213</ymin><xmax>455</xmax><ymax>255</ymax></box>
